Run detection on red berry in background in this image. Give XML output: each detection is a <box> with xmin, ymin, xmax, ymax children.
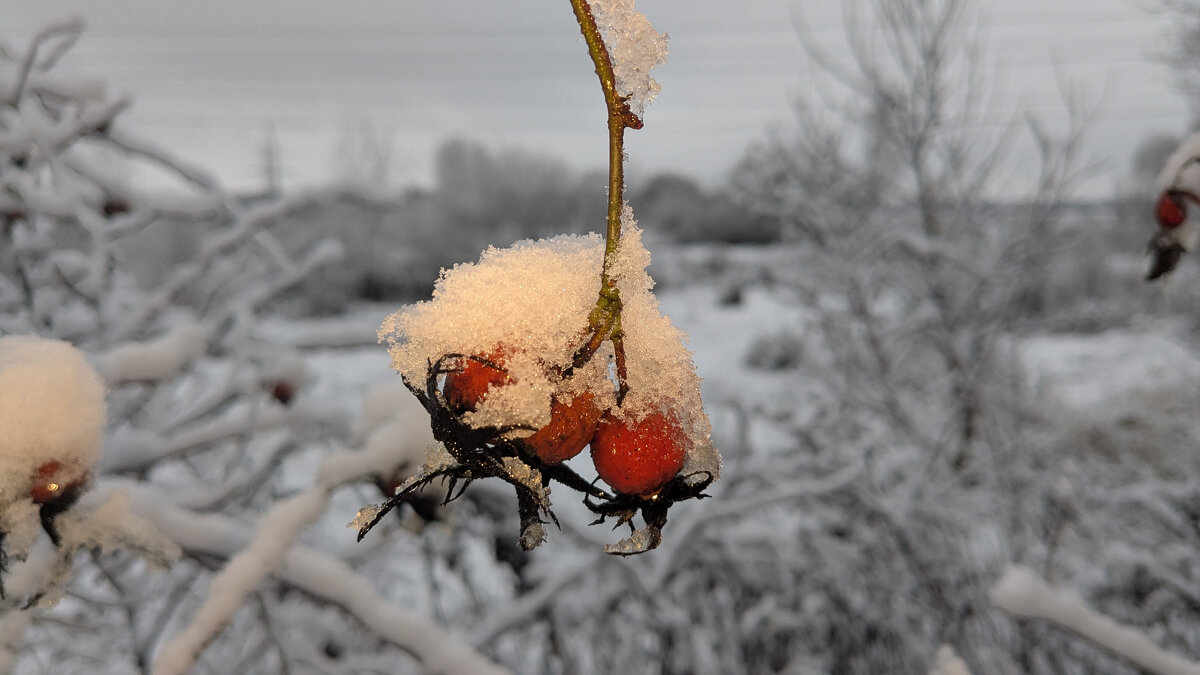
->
<box><xmin>444</xmin><ymin>350</ymin><xmax>511</xmax><ymax>412</ymax></box>
<box><xmin>1156</xmin><ymin>191</ymin><xmax>1187</xmax><ymax>229</ymax></box>
<box><xmin>591</xmin><ymin>411</ymin><xmax>688</xmax><ymax>496</ymax></box>
<box><xmin>523</xmin><ymin>391</ymin><xmax>603</xmax><ymax>465</ymax></box>
<box><xmin>102</xmin><ymin>198</ymin><xmax>130</xmax><ymax>218</ymax></box>
<box><xmin>29</xmin><ymin>461</ymin><xmax>82</xmax><ymax>505</ymax></box>
<box><xmin>270</xmin><ymin>380</ymin><xmax>296</xmax><ymax>405</ymax></box>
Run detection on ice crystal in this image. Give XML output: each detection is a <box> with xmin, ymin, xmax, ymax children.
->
<box><xmin>589</xmin><ymin>0</ymin><xmax>668</xmax><ymax>117</ymax></box>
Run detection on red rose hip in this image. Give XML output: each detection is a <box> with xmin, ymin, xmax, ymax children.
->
<box><xmin>29</xmin><ymin>461</ymin><xmax>82</xmax><ymax>505</ymax></box>
<box><xmin>523</xmin><ymin>391</ymin><xmax>603</xmax><ymax>465</ymax></box>
<box><xmin>444</xmin><ymin>350</ymin><xmax>511</xmax><ymax>412</ymax></box>
<box><xmin>1157</xmin><ymin>190</ymin><xmax>1188</xmax><ymax>229</ymax></box>
<box><xmin>591</xmin><ymin>411</ymin><xmax>688</xmax><ymax>496</ymax></box>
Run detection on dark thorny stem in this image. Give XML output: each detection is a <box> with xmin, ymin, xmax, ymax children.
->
<box><xmin>567</xmin><ymin>0</ymin><xmax>642</xmax><ymax>400</ymax></box>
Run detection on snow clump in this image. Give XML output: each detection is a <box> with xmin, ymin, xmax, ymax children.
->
<box><xmin>0</xmin><ymin>335</ymin><xmax>106</xmax><ymax>503</ymax></box>
<box><xmin>589</xmin><ymin>0</ymin><xmax>669</xmax><ymax>118</ymax></box>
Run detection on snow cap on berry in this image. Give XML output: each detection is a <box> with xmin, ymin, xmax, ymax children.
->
<box><xmin>0</xmin><ymin>335</ymin><xmax>106</xmax><ymax>502</ymax></box>
<box><xmin>588</xmin><ymin>0</ymin><xmax>668</xmax><ymax>118</ymax></box>
<box><xmin>609</xmin><ymin>206</ymin><xmax>720</xmax><ymax>479</ymax></box>
<box><xmin>381</xmin><ymin>234</ymin><xmax>608</xmax><ymax>432</ymax></box>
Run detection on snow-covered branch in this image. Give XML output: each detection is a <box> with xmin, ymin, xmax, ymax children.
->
<box><xmin>99</xmin><ymin>398</ymin><xmax>341</xmax><ymax>474</ymax></box>
<box><xmin>100</xmin><ymin>321</ymin><xmax>207</xmax><ymax>385</ymax></box>
<box><xmin>992</xmin><ymin>565</ymin><xmax>1200</xmax><ymax>675</ymax></box>
<box><xmin>124</xmin><ymin>482</ymin><xmax>510</xmax><ymax>675</ymax></box>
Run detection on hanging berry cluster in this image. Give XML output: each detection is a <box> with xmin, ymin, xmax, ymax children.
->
<box><xmin>351</xmin><ymin>0</ymin><xmax>720</xmax><ymax>555</ymax></box>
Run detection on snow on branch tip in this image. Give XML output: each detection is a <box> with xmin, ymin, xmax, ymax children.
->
<box><xmin>588</xmin><ymin>0</ymin><xmax>668</xmax><ymax>118</ymax></box>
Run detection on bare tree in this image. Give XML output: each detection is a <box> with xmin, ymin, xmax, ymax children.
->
<box><xmin>731</xmin><ymin>0</ymin><xmax>1114</xmax><ymax>672</ymax></box>
<box><xmin>332</xmin><ymin>118</ymin><xmax>395</xmax><ymax>191</ymax></box>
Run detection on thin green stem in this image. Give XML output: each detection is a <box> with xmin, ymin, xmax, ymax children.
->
<box><xmin>568</xmin><ymin>0</ymin><xmax>643</xmax><ymax>391</ymax></box>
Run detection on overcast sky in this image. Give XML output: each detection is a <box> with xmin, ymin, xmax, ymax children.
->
<box><xmin>3</xmin><ymin>0</ymin><xmax>1191</xmax><ymax>198</ymax></box>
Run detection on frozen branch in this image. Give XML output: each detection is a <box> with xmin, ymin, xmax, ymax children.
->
<box><xmin>100</xmin><ymin>321</ymin><xmax>207</xmax><ymax>385</ymax></box>
<box><xmin>151</xmin><ymin>488</ymin><xmax>330</xmax><ymax>675</ymax></box>
<box><xmin>105</xmin><ymin>130</ymin><xmax>240</xmax><ymax>216</ymax></box>
<box><xmin>123</xmin><ymin>477</ymin><xmax>509</xmax><ymax>675</ymax></box>
<box><xmin>992</xmin><ymin>565</ymin><xmax>1200</xmax><ymax>675</ymax></box>
<box><xmin>99</xmin><ymin>398</ymin><xmax>344</xmax><ymax>474</ymax></box>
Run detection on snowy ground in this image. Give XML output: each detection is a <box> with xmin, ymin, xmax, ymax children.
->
<box><xmin>1021</xmin><ymin>329</ymin><xmax>1200</xmax><ymax>423</ymax></box>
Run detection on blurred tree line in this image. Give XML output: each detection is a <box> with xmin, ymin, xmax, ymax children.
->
<box><xmin>195</xmin><ymin>136</ymin><xmax>780</xmax><ymax>315</ymax></box>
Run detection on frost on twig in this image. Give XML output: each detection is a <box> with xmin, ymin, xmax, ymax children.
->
<box><xmin>587</xmin><ymin>0</ymin><xmax>669</xmax><ymax>118</ymax></box>
<box><xmin>992</xmin><ymin>565</ymin><xmax>1200</xmax><ymax>675</ymax></box>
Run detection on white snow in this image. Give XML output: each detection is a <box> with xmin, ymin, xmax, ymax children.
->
<box><xmin>135</xmin><ymin>477</ymin><xmax>511</xmax><ymax>675</ymax></box>
<box><xmin>260</xmin><ymin>350</ymin><xmax>309</xmax><ymax>389</ymax></box>
<box><xmin>152</xmin><ymin>487</ymin><xmax>331</xmax><ymax>675</ymax></box>
<box><xmin>352</xmin><ymin>378</ymin><xmax>433</xmax><ymax>446</ymax></box>
<box><xmin>929</xmin><ymin>645</ymin><xmax>973</xmax><ymax>675</ymax></box>
<box><xmin>588</xmin><ymin>0</ymin><xmax>668</xmax><ymax>118</ymax></box>
<box><xmin>58</xmin><ymin>490</ymin><xmax>179</xmax><ymax>569</ymax></box>
<box><xmin>0</xmin><ymin>335</ymin><xmax>106</xmax><ymax>503</ymax></box>
<box><xmin>0</xmin><ymin>609</ymin><xmax>30</xmax><ymax>674</ymax></box>
<box><xmin>100</xmin><ymin>320</ymin><xmax>207</xmax><ymax>384</ymax></box>
<box><xmin>1157</xmin><ymin>131</ymin><xmax>1200</xmax><ymax>193</ymax></box>
<box><xmin>992</xmin><ymin>565</ymin><xmax>1200</xmax><ymax>675</ymax></box>
<box><xmin>155</xmin><ymin>382</ymin><xmax>446</xmax><ymax>675</ymax></box>
<box><xmin>1019</xmin><ymin>331</ymin><xmax>1200</xmax><ymax>421</ymax></box>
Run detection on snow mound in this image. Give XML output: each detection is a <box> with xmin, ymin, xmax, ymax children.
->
<box><xmin>0</xmin><ymin>335</ymin><xmax>106</xmax><ymax>502</ymax></box>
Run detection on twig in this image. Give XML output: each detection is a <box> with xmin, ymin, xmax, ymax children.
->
<box><xmin>565</xmin><ymin>0</ymin><xmax>647</xmax><ymax>384</ymax></box>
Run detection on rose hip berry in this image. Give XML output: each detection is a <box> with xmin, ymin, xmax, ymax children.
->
<box><xmin>522</xmin><ymin>391</ymin><xmax>603</xmax><ymax>465</ymax></box>
<box><xmin>29</xmin><ymin>461</ymin><xmax>82</xmax><ymax>505</ymax></box>
<box><xmin>591</xmin><ymin>411</ymin><xmax>688</xmax><ymax>496</ymax></box>
<box><xmin>444</xmin><ymin>351</ymin><xmax>511</xmax><ymax>412</ymax></box>
<box><xmin>1156</xmin><ymin>190</ymin><xmax>1188</xmax><ymax>229</ymax></box>
<box><xmin>269</xmin><ymin>380</ymin><xmax>296</xmax><ymax>405</ymax></box>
